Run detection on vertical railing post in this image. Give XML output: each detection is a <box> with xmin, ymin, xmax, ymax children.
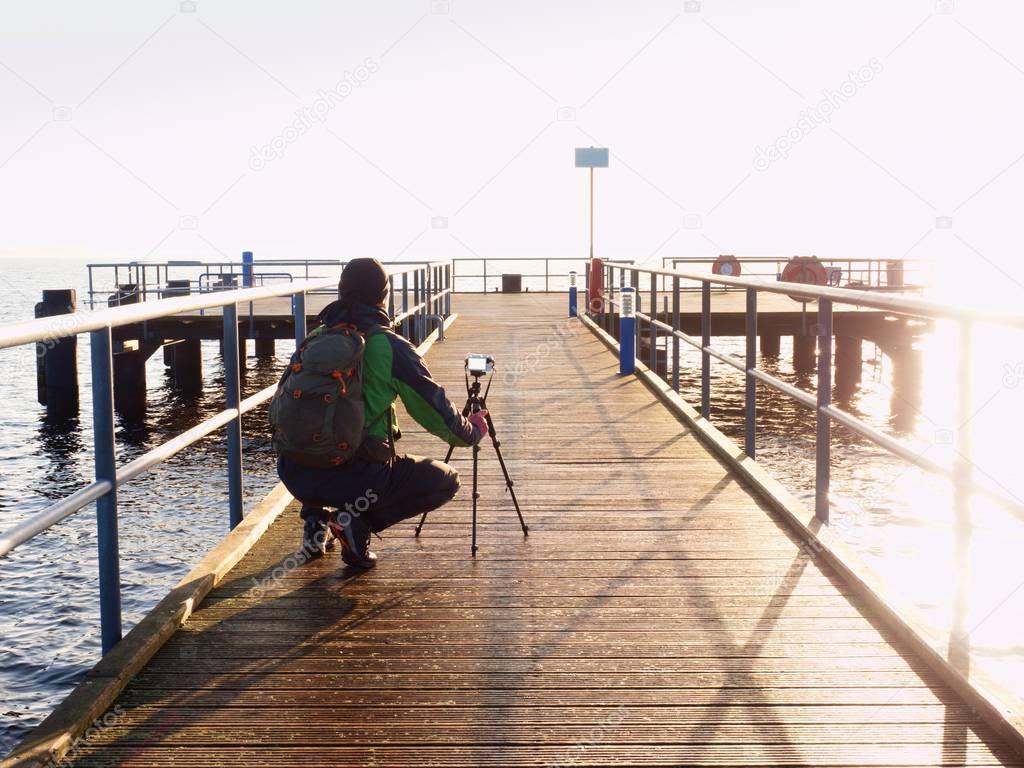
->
<box><xmin>91</xmin><ymin>326</ymin><xmax>122</xmax><ymax>654</ymax></box>
<box><xmin>815</xmin><ymin>298</ymin><xmax>832</xmax><ymax>522</ymax></box>
<box><xmin>413</xmin><ymin>269</ymin><xmax>421</xmax><ymax>344</ymax></box>
<box><xmin>701</xmin><ymin>280</ymin><xmax>711</xmax><ymax>419</ymax></box>
<box><xmin>671</xmin><ymin>276</ymin><xmax>680</xmax><ymax>392</ymax></box>
<box><xmin>223</xmin><ymin>303</ymin><xmax>243</xmax><ymax>529</ymax></box>
<box><xmin>619</xmin><ymin>287</ymin><xmax>636</xmax><ymax>375</ymax></box>
<box><xmin>292</xmin><ymin>291</ymin><xmax>306</xmax><ymax>348</ymax></box>
<box><xmin>402</xmin><ymin>273</ymin><xmax>410</xmax><ymax>340</ymax></box>
<box><xmin>387</xmin><ymin>276</ymin><xmax>396</xmax><ymax>319</ymax></box>
<box><xmin>444</xmin><ymin>264</ymin><xmax>452</xmax><ymax>316</ymax></box>
<box><xmin>482</xmin><ymin>260</ymin><xmax>487</xmax><ymax>293</ymax></box>
<box><xmin>649</xmin><ymin>271</ymin><xmax>657</xmax><ymax>371</ymax></box>
<box><xmin>744</xmin><ymin>288</ymin><xmax>757</xmax><ymax>458</ymax></box>
<box><xmin>568</xmin><ymin>271</ymin><xmax>578</xmax><ymax>317</ymax></box>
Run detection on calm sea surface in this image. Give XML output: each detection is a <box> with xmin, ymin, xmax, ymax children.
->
<box><xmin>1</xmin><ymin>256</ymin><xmax>1022</xmax><ymax>755</ymax></box>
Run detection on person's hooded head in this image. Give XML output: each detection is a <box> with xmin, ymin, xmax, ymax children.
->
<box><xmin>338</xmin><ymin>258</ymin><xmax>389</xmax><ymax>308</ymax></box>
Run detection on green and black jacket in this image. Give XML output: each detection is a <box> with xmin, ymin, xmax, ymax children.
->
<box><xmin>313</xmin><ymin>299</ymin><xmax>475</xmax><ymax>455</ymax></box>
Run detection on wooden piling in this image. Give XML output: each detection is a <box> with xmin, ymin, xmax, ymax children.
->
<box><xmin>759</xmin><ymin>333</ymin><xmax>781</xmax><ymax>357</ymax></box>
<box><xmin>255</xmin><ymin>337</ymin><xmax>276</xmax><ymax>358</ymax></box>
<box><xmin>793</xmin><ymin>334</ymin><xmax>816</xmax><ymax>373</ymax></box>
<box><xmin>34</xmin><ymin>289</ymin><xmax>79</xmax><ymax>418</ymax></box>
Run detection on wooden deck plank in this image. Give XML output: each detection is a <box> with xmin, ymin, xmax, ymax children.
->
<box><xmin>65</xmin><ymin>295</ymin><xmax>1021</xmax><ymax>767</ymax></box>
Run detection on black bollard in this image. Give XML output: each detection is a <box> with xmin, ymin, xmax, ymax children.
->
<box><xmin>34</xmin><ymin>289</ymin><xmax>79</xmax><ymax>418</ymax></box>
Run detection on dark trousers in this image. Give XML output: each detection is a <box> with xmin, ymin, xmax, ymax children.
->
<box><xmin>277</xmin><ymin>454</ymin><xmax>460</xmax><ymax>533</ymax></box>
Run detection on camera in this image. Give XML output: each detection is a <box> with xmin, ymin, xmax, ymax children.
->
<box><xmin>465</xmin><ymin>354</ymin><xmax>494</xmax><ymax>376</ymax></box>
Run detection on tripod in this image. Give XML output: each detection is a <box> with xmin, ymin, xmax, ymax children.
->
<box><xmin>414</xmin><ymin>364</ymin><xmax>528</xmax><ymax>555</ymax></box>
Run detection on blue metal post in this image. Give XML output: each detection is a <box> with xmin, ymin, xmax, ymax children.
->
<box><xmin>568</xmin><ymin>271</ymin><xmax>578</xmax><ymax>317</ymax></box>
<box><xmin>744</xmin><ymin>288</ymin><xmax>757</xmax><ymax>458</ymax></box>
<box><xmin>223</xmin><ymin>303</ymin><xmax>243</xmax><ymax>529</ymax></box>
<box><xmin>671</xmin><ymin>276</ymin><xmax>680</xmax><ymax>393</ymax></box>
<box><xmin>242</xmin><ymin>250</ymin><xmax>254</xmax><ymax>288</ymax></box>
<box><xmin>815</xmin><ymin>298</ymin><xmax>833</xmax><ymax>522</ymax></box>
<box><xmin>701</xmin><ymin>280</ymin><xmax>711</xmax><ymax>419</ymax></box>
<box><xmin>90</xmin><ymin>327</ymin><xmax>122</xmax><ymax>654</ymax></box>
<box><xmin>619</xmin><ymin>287</ymin><xmax>636</xmax><ymax>375</ymax></box>
<box><xmin>292</xmin><ymin>291</ymin><xmax>306</xmax><ymax>347</ymax></box>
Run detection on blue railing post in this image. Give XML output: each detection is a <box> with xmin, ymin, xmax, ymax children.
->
<box><xmin>649</xmin><ymin>272</ymin><xmax>657</xmax><ymax>371</ymax></box>
<box><xmin>671</xmin><ymin>276</ymin><xmax>680</xmax><ymax>392</ymax></box>
<box><xmin>701</xmin><ymin>280</ymin><xmax>711</xmax><ymax>419</ymax></box>
<box><xmin>292</xmin><ymin>291</ymin><xmax>306</xmax><ymax>347</ymax></box>
<box><xmin>223</xmin><ymin>303</ymin><xmax>243</xmax><ymax>529</ymax></box>
<box><xmin>90</xmin><ymin>327</ymin><xmax>122</xmax><ymax>654</ymax></box>
<box><xmin>815</xmin><ymin>298</ymin><xmax>833</xmax><ymax>522</ymax></box>
<box><xmin>242</xmin><ymin>250</ymin><xmax>254</xmax><ymax>288</ymax></box>
<box><xmin>568</xmin><ymin>271</ymin><xmax>578</xmax><ymax>317</ymax></box>
<box><xmin>619</xmin><ymin>286</ymin><xmax>636</xmax><ymax>375</ymax></box>
<box><xmin>744</xmin><ymin>288</ymin><xmax>757</xmax><ymax>458</ymax></box>
<box><xmin>444</xmin><ymin>264</ymin><xmax>452</xmax><ymax>316</ymax></box>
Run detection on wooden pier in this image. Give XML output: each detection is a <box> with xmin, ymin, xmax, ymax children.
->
<box><xmin>8</xmin><ymin>294</ymin><xmax>1020</xmax><ymax>767</ymax></box>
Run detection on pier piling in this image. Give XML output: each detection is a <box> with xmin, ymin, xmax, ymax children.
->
<box><xmin>34</xmin><ymin>289</ymin><xmax>79</xmax><ymax>418</ymax></box>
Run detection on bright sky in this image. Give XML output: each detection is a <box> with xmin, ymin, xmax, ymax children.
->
<box><xmin>1</xmin><ymin>0</ymin><xmax>1022</xmax><ymax>305</ymax></box>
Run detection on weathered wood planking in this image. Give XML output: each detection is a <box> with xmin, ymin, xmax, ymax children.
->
<box><xmin>67</xmin><ymin>295</ymin><xmax>1021</xmax><ymax>767</ymax></box>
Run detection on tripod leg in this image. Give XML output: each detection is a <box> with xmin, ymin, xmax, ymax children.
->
<box><xmin>484</xmin><ymin>413</ymin><xmax>529</xmax><ymax>536</ymax></box>
<box><xmin>471</xmin><ymin>441</ymin><xmax>479</xmax><ymax>556</ymax></box>
<box><xmin>415</xmin><ymin>395</ymin><xmax>471</xmax><ymax>538</ymax></box>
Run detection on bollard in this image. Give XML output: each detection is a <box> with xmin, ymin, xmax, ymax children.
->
<box><xmin>619</xmin><ymin>287</ymin><xmax>636</xmax><ymax>375</ymax></box>
<box><xmin>568</xmin><ymin>271</ymin><xmax>578</xmax><ymax>317</ymax></box>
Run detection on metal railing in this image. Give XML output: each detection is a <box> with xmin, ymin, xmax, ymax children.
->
<box><xmin>594</xmin><ymin>261</ymin><xmax>1024</xmax><ymax>524</ymax></box>
<box><xmin>660</xmin><ymin>256</ymin><xmax>927</xmax><ymax>292</ymax></box>
<box><xmin>0</xmin><ymin>261</ymin><xmax>451</xmax><ymax>654</ymax></box>
<box><xmin>450</xmin><ymin>257</ymin><xmax>634</xmax><ymax>293</ymax></box>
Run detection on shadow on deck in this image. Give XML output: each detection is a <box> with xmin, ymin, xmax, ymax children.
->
<box><xmin>61</xmin><ymin>295</ymin><xmax>1021</xmax><ymax>767</ymax></box>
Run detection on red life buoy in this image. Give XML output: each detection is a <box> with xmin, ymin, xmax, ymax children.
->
<box><xmin>780</xmin><ymin>256</ymin><xmax>827</xmax><ymax>302</ymax></box>
<box><xmin>712</xmin><ymin>254</ymin><xmax>741</xmax><ymax>277</ymax></box>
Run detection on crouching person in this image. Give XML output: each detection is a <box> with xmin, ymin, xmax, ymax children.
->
<box><xmin>270</xmin><ymin>258</ymin><xmax>487</xmax><ymax>568</ymax></box>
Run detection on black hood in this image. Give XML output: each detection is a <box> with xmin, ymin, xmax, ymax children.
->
<box><xmin>316</xmin><ymin>299</ymin><xmax>391</xmax><ymax>333</ymax></box>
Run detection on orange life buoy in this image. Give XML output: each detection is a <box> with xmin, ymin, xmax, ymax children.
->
<box><xmin>712</xmin><ymin>254</ymin><xmax>741</xmax><ymax>277</ymax></box>
<box><xmin>780</xmin><ymin>256</ymin><xmax>827</xmax><ymax>302</ymax></box>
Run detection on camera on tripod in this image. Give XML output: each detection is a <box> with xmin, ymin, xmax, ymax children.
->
<box><xmin>414</xmin><ymin>352</ymin><xmax>528</xmax><ymax>555</ymax></box>
<box><xmin>465</xmin><ymin>354</ymin><xmax>494</xmax><ymax>377</ymax></box>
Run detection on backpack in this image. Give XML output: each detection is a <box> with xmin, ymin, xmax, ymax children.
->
<box><xmin>269</xmin><ymin>323</ymin><xmax>375</xmax><ymax>468</ymax></box>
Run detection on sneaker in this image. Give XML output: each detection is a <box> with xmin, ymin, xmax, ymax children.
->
<box><xmin>333</xmin><ymin>511</ymin><xmax>377</xmax><ymax>569</ymax></box>
<box><xmin>299</xmin><ymin>515</ymin><xmax>329</xmax><ymax>560</ymax></box>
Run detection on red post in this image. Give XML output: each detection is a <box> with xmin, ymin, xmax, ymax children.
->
<box><xmin>589</xmin><ymin>257</ymin><xmax>603</xmax><ymax>313</ymax></box>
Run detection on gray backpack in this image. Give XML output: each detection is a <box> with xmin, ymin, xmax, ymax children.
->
<box><xmin>269</xmin><ymin>323</ymin><xmax>372</xmax><ymax>468</ymax></box>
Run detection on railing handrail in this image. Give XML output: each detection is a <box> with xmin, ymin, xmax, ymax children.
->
<box><xmin>623</xmin><ymin>264</ymin><xmax>1024</xmax><ymax>329</ymax></box>
<box><xmin>1</xmin><ymin>263</ymin><xmax>446</xmax><ymax>351</ymax></box>
<box><xmin>2</xmin><ymin>259</ymin><xmax>454</xmax><ymax>654</ymax></box>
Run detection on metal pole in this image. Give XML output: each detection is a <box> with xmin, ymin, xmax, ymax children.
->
<box><xmin>413</xmin><ymin>269</ymin><xmax>421</xmax><ymax>343</ymax></box>
<box><xmin>402</xmin><ymin>273</ymin><xmax>410</xmax><ymax>339</ymax></box>
<box><xmin>292</xmin><ymin>291</ymin><xmax>306</xmax><ymax>348</ymax></box>
<box><xmin>444</xmin><ymin>264</ymin><xmax>452</xmax><ymax>316</ymax></box>
<box><xmin>744</xmin><ymin>288</ymin><xmax>757</xmax><ymax>458</ymax></box>
<box><xmin>223</xmin><ymin>303</ymin><xmax>243</xmax><ymax>529</ymax></box>
<box><xmin>649</xmin><ymin>272</ymin><xmax>657</xmax><ymax>371</ymax></box>
<box><xmin>815</xmin><ymin>298</ymin><xmax>833</xmax><ymax>522</ymax></box>
<box><xmin>672</xmin><ymin>276</ymin><xmax>680</xmax><ymax>393</ymax></box>
<box><xmin>701</xmin><ymin>281</ymin><xmax>711</xmax><ymax>419</ymax></box>
<box><xmin>589</xmin><ymin>167</ymin><xmax>594</xmax><ymax>261</ymax></box>
<box><xmin>545</xmin><ymin>258</ymin><xmax>549</xmax><ymax>293</ymax></box>
<box><xmin>91</xmin><ymin>327</ymin><xmax>122</xmax><ymax>654</ymax></box>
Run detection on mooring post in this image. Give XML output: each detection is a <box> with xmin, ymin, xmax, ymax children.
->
<box><xmin>34</xmin><ymin>289</ymin><xmax>79</xmax><ymax>418</ymax></box>
<box><xmin>90</xmin><ymin>326</ymin><xmax>122</xmax><ymax>653</ymax></box>
<box><xmin>619</xmin><ymin>286</ymin><xmax>636</xmax><ymax>375</ymax></box>
<box><xmin>568</xmin><ymin>270</ymin><xmax>578</xmax><ymax>317</ymax></box>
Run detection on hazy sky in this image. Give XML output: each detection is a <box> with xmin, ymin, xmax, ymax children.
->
<box><xmin>1</xmin><ymin>0</ymin><xmax>1022</xmax><ymax>304</ymax></box>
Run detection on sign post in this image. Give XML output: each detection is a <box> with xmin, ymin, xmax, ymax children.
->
<box><xmin>575</xmin><ymin>147</ymin><xmax>609</xmax><ymax>263</ymax></box>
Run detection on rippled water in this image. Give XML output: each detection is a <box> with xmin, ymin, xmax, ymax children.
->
<box><xmin>0</xmin><ymin>257</ymin><xmax>288</xmax><ymax>753</ymax></box>
<box><xmin>1</xmin><ymin>258</ymin><xmax>1023</xmax><ymax>756</ymax></box>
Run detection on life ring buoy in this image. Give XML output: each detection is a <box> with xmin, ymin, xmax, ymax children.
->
<box><xmin>780</xmin><ymin>256</ymin><xmax>827</xmax><ymax>302</ymax></box>
<box><xmin>712</xmin><ymin>254</ymin><xmax>741</xmax><ymax>277</ymax></box>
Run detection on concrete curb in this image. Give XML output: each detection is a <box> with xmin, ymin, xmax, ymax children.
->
<box><xmin>2</xmin><ymin>312</ymin><xmax>460</xmax><ymax>768</ymax></box>
<box><xmin>581</xmin><ymin>312</ymin><xmax>1024</xmax><ymax>759</ymax></box>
